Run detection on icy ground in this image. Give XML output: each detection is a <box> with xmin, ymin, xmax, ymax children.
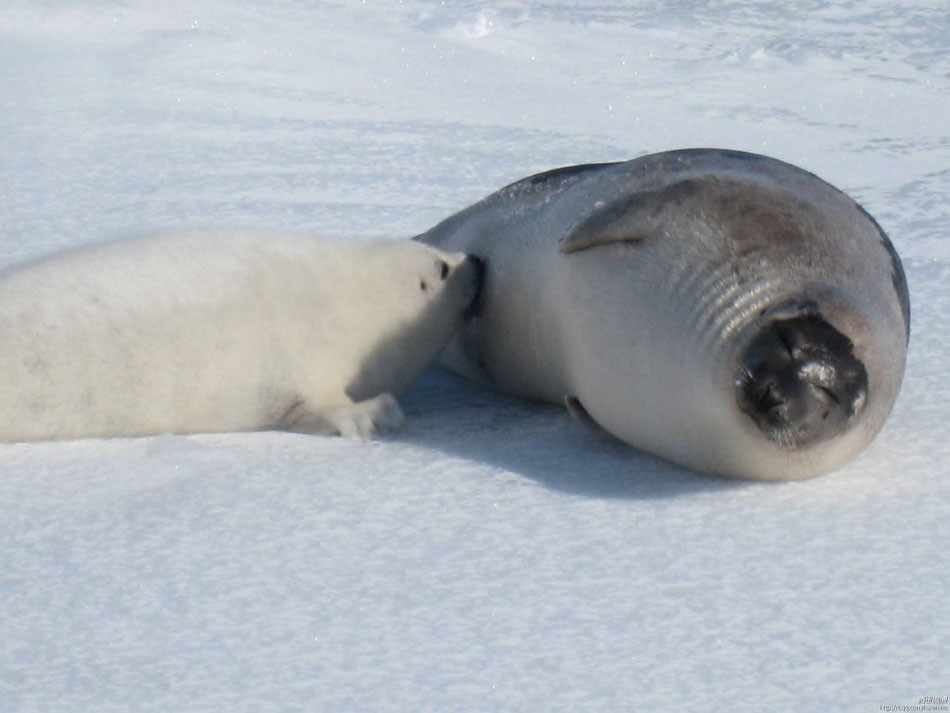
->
<box><xmin>1</xmin><ymin>1</ymin><xmax>948</xmax><ymax>711</ymax></box>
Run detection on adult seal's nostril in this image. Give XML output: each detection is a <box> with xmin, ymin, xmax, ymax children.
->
<box><xmin>416</xmin><ymin>148</ymin><xmax>909</xmax><ymax>481</ymax></box>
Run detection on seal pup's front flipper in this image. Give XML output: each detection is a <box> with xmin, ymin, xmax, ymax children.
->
<box><xmin>281</xmin><ymin>393</ymin><xmax>406</xmax><ymax>439</ymax></box>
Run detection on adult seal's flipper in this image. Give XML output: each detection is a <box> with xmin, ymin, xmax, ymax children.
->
<box><xmin>558</xmin><ymin>179</ymin><xmax>701</xmax><ymax>253</ymax></box>
<box><xmin>565</xmin><ymin>396</ymin><xmax>614</xmax><ymax>441</ymax></box>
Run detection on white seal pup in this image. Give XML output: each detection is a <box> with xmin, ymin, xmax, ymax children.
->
<box><xmin>0</xmin><ymin>231</ymin><xmax>483</xmax><ymax>441</ymax></box>
<box><xmin>417</xmin><ymin>149</ymin><xmax>910</xmax><ymax>481</ymax></box>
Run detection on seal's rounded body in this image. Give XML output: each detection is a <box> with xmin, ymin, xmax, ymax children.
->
<box><xmin>0</xmin><ymin>232</ymin><xmax>481</xmax><ymax>441</ymax></box>
<box><xmin>417</xmin><ymin>149</ymin><xmax>909</xmax><ymax>480</ymax></box>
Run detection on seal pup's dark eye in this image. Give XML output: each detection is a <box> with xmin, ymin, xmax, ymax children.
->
<box><xmin>437</xmin><ymin>260</ymin><xmax>450</xmax><ymax>281</ymax></box>
<box><xmin>420</xmin><ymin>279</ymin><xmax>428</xmax><ymax>292</ymax></box>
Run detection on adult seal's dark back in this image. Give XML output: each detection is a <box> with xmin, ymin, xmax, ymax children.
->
<box><xmin>416</xmin><ymin>149</ymin><xmax>910</xmax><ymax>480</ymax></box>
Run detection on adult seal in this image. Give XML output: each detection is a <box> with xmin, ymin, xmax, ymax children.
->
<box><xmin>416</xmin><ymin>149</ymin><xmax>910</xmax><ymax>481</ymax></box>
<box><xmin>0</xmin><ymin>231</ymin><xmax>483</xmax><ymax>441</ymax></box>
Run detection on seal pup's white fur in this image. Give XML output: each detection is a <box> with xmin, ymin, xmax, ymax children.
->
<box><xmin>0</xmin><ymin>231</ymin><xmax>481</xmax><ymax>441</ymax></box>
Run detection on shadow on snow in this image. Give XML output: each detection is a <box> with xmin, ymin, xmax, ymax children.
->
<box><xmin>395</xmin><ymin>367</ymin><xmax>748</xmax><ymax>501</ymax></box>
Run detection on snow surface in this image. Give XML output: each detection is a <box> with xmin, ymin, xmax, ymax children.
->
<box><xmin>1</xmin><ymin>1</ymin><xmax>948</xmax><ymax>711</ymax></box>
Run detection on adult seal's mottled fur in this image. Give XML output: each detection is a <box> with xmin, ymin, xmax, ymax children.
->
<box><xmin>416</xmin><ymin>149</ymin><xmax>910</xmax><ymax>480</ymax></box>
<box><xmin>0</xmin><ymin>232</ymin><xmax>483</xmax><ymax>441</ymax></box>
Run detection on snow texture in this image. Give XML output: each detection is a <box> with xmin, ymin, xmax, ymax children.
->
<box><xmin>1</xmin><ymin>1</ymin><xmax>947</xmax><ymax>711</ymax></box>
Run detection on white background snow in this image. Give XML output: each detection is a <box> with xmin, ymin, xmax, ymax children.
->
<box><xmin>1</xmin><ymin>1</ymin><xmax>947</xmax><ymax>711</ymax></box>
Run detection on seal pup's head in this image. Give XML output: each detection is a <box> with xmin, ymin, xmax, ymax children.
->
<box><xmin>404</xmin><ymin>242</ymin><xmax>484</xmax><ymax>323</ymax></box>
<box><xmin>345</xmin><ymin>241</ymin><xmax>484</xmax><ymax>401</ymax></box>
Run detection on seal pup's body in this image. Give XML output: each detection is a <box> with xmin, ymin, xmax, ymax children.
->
<box><xmin>0</xmin><ymin>232</ymin><xmax>481</xmax><ymax>441</ymax></box>
<box><xmin>417</xmin><ymin>149</ymin><xmax>910</xmax><ymax>480</ymax></box>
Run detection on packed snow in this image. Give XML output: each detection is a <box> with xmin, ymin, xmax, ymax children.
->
<box><xmin>1</xmin><ymin>1</ymin><xmax>947</xmax><ymax>711</ymax></box>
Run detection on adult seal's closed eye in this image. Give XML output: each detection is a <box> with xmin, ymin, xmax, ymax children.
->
<box><xmin>416</xmin><ymin>148</ymin><xmax>910</xmax><ymax>481</ymax></box>
<box><xmin>0</xmin><ymin>232</ymin><xmax>483</xmax><ymax>441</ymax></box>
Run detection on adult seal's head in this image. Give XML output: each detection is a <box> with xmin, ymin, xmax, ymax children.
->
<box><xmin>417</xmin><ymin>148</ymin><xmax>910</xmax><ymax>481</ymax></box>
<box><xmin>735</xmin><ymin>309</ymin><xmax>869</xmax><ymax>451</ymax></box>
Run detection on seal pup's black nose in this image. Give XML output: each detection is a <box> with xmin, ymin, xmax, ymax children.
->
<box><xmin>463</xmin><ymin>255</ymin><xmax>486</xmax><ymax>320</ymax></box>
<box><xmin>736</xmin><ymin>313</ymin><xmax>868</xmax><ymax>449</ymax></box>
